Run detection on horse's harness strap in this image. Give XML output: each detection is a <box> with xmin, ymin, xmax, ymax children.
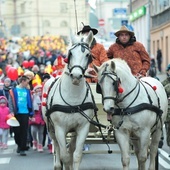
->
<box><xmin>113</xmin><ymin>103</ymin><xmax>163</xmax><ymax>116</ymax></box>
<box><xmin>45</xmin><ymin>102</ymin><xmax>95</xmax><ymax>116</ymax></box>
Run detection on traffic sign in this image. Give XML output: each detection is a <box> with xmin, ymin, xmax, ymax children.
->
<box><xmin>98</xmin><ymin>19</ymin><xmax>105</xmax><ymax>26</ymax></box>
<box><xmin>121</xmin><ymin>20</ymin><xmax>128</xmax><ymax>26</ymax></box>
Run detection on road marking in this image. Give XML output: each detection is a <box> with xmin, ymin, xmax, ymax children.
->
<box><xmin>7</xmin><ymin>140</ymin><xmax>15</xmax><ymax>146</ymax></box>
<box><xmin>1</xmin><ymin>149</ymin><xmax>13</xmax><ymax>154</ymax></box>
<box><xmin>158</xmin><ymin>148</ymin><xmax>170</xmax><ymax>169</ymax></box>
<box><xmin>0</xmin><ymin>158</ymin><xmax>11</xmax><ymax>164</ymax></box>
<box><xmin>159</xmin><ymin>149</ymin><xmax>170</xmax><ymax>161</ymax></box>
<box><xmin>159</xmin><ymin>157</ymin><xmax>170</xmax><ymax>169</ymax></box>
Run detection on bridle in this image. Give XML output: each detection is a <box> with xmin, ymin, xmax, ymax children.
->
<box><xmin>67</xmin><ymin>41</ymin><xmax>92</xmax><ymax>75</ymax></box>
<box><xmin>97</xmin><ymin>64</ymin><xmax>140</xmax><ymax>106</ymax></box>
<box><xmin>96</xmin><ymin>64</ymin><xmax>120</xmax><ymax>104</ymax></box>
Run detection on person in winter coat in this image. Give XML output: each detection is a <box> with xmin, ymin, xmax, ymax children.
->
<box><xmin>107</xmin><ymin>25</ymin><xmax>150</xmax><ymax>77</ymax></box>
<box><xmin>77</xmin><ymin>24</ymin><xmax>109</xmax><ymax>82</ymax></box>
<box><xmin>0</xmin><ymin>96</ymin><xmax>10</xmax><ymax>149</ymax></box>
<box><xmin>29</xmin><ymin>84</ymin><xmax>45</xmax><ymax>152</ymax></box>
<box><xmin>156</xmin><ymin>48</ymin><xmax>162</xmax><ymax>73</ymax></box>
<box><xmin>8</xmin><ymin>75</ymin><xmax>33</xmax><ymax>156</ymax></box>
<box><xmin>162</xmin><ymin>64</ymin><xmax>170</xmax><ymax>149</ymax></box>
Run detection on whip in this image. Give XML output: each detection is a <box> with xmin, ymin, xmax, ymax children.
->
<box><xmin>73</xmin><ymin>0</ymin><xmax>78</xmax><ymax>33</ymax></box>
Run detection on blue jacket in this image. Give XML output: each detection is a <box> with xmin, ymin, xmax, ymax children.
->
<box><xmin>9</xmin><ymin>87</ymin><xmax>33</xmax><ymax>116</ymax></box>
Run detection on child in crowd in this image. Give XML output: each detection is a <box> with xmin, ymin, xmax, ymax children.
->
<box><xmin>29</xmin><ymin>84</ymin><xmax>45</xmax><ymax>152</ymax></box>
<box><xmin>0</xmin><ymin>96</ymin><xmax>10</xmax><ymax>149</ymax></box>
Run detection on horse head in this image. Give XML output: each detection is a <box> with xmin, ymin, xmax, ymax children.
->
<box><xmin>94</xmin><ymin>60</ymin><xmax>121</xmax><ymax>113</ymax></box>
<box><xmin>66</xmin><ymin>30</ymin><xmax>93</xmax><ymax>85</ymax></box>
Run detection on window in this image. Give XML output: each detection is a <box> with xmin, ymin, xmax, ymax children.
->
<box><xmin>21</xmin><ymin>22</ymin><xmax>26</xmax><ymax>27</ymax></box>
<box><xmin>60</xmin><ymin>3</ymin><xmax>68</xmax><ymax>13</ymax></box>
<box><xmin>60</xmin><ymin>21</ymin><xmax>68</xmax><ymax>27</ymax></box>
<box><xmin>43</xmin><ymin>20</ymin><xmax>51</xmax><ymax>27</ymax></box>
<box><xmin>21</xmin><ymin>2</ymin><xmax>26</xmax><ymax>14</ymax></box>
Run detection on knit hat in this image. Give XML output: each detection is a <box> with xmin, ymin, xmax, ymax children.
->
<box><xmin>0</xmin><ymin>96</ymin><xmax>7</xmax><ymax>104</ymax></box>
<box><xmin>33</xmin><ymin>84</ymin><xmax>42</xmax><ymax>92</ymax></box>
<box><xmin>4</xmin><ymin>78</ymin><xmax>11</xmax><ymax>84</ymax></box>
<box><xmin>0</xmin><ymin>98</ymin><xmax>6</xmax><ymax>103</ymax></box>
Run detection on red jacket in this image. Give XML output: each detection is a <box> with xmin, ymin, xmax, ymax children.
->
<box><xmin>87</xmin><ymin>41</ymin><xmax>109</xmax><ymax>83</ymax></box>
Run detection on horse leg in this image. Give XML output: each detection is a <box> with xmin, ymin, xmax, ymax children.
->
<box><xmin>148</xmin><ymin>128</ymin><xmax>162</xmax><ymax>170</ymax></box>
<box><xmin>73</xmin><ymin>124</ymin><xmax>90</xmax><ymax>170</ymax></box>
<box><xmin>68</xmin><ymin>133</ymin><xmax>76</xmax><ymax>167</ymax></box>
<box><xmin>137</xmin><ymin>130</ymin><xmax>151</xmax><ymax>170</ymax></box>
<box><xmin>115</xmin><ymin>131</ymin><xmax>130</xmax><ymax>170</ymax></box>
<box><xmin>131</xmin><ymin>138</ymin><xmax>140</xmax><ymax>167</ymax></box>
<box><xmin>48</xmin><ymin>128</ymin><xmax>62</xmax><ymax>170</ymax></box>
<box><xmin>55</xmin><ymin>127</ymin><xmax>72</xmax><ymax>170</ymax></box>
<box><xmin>53</xmin><ymin>138</ymin><xmax>63</xmax><ymax>170</ymax></box>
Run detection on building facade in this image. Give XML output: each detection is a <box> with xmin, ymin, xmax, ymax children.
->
<box><xmin>0</xmin><ymin>0</ymin><xmax>89</xmax><ymax>38</ymax></box>
<box><xmin>129</xmin><ymin>0</ymin><xmax>150</xmax><ymax>53</ymax></box>
<box><xmin>130</xmin><ymin>0</ymin><xmax>170</xmax><ymax>72</ymax></box>
<box><xmin>95</xmin><ymin>0</ymin><xmax>129</xmax><ymax>41</ymax></box>
<box><xmin>150</xmin><ymin>0</ymin><xmax>170</xmax><ymax>71</ymax></box>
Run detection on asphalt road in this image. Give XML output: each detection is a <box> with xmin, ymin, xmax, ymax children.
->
<box><xmin>0</xmin><ymin>129</ymin><xmax>170</xmax><ymax>170</ymax></box>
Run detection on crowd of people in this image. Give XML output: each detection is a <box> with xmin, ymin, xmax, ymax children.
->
<box><xmin>0</xmin><ymin>25</ymin><xmax>169</xmax><ymax>157</ymax></box>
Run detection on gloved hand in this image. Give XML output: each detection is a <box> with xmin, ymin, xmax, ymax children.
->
<box><xmin>85</xmin><ymin>67</ymin><xmax>97</xmax><ymax>78</ymax></box>
<box><xmin>139</xmin><ymin>69</ymin><xmax>147</xmax><ymax>77</ymax></box>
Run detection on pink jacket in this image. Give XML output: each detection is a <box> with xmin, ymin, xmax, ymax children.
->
<box><xmin>29</xmin><ymin>93</ymin><xmax>45</xmax><ymax>125</ymax></box>
<box><xmin>0</xmin><ymin>96</ymin><xmax>10</xmax><ymax>129</ymax></box>
<box><xmin>29</xmin><ymin>110</ymin><xmax>45</xmax><ymax>125</ymax></box>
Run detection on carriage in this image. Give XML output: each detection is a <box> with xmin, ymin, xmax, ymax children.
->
<box><xmin>42</xmin><ymin>30</ymin><xmax>168</xmax><ymax>170</ymax></box>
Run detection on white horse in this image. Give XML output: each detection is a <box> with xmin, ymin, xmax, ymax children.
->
<box><xmin>42</xmin><ymin>31</ymin><xmax>95</xmax><ymax>170</ymax></box>
<box><xmin>94</xmin><ymin>58</ymin><xmax>168</xmax><ymax>170</ymax></box>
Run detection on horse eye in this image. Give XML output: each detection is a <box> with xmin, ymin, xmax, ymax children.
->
<box><xmin>86</xmin><ymin>54</ymin><xmax>89</xmax><ymax>58</ymax></box>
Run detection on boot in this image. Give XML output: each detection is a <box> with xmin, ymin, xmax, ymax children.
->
<box><xmin>48</xmin><ymin>144</ymin><xmax>52</xmax><ymax>154</ymax></box>
<box><xmin>32</xmin><ymin>141</ymin><xmax>37</xmax><ymax>150</ymax></box>
<box><xmin>37</xmin><ymin>144</ymin><xmax>43</xmax><ymax>152</ymax></box>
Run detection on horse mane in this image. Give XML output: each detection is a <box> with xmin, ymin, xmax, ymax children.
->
<box><xmin>101</xmin><ymin>58</ymin><xmax>131</xmax><ymax>74</ymax></box>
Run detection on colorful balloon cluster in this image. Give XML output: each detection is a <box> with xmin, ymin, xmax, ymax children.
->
<box><xmin>22</xmin><ymin>60</ymin><xmax>35</xmax><ymax>68</ymax></box>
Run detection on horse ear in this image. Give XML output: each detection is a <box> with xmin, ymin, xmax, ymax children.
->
<box><xmin>70</xmin><ymin>29</ymin><xmax>78</xmax><ymax>45</ymax></box>
<box><xmin>85</xmin><ymin>30</ymin><xmax>93</xmax><ymax>46</ymax></box>
<box><xmin>111</xmin><ymin>61</ymin><xmax>116</xmax><ymax>71</ymax></box>
<box><xmin>93</xmin><ymin>64</ymin><xmax>99</xmax><ymax>73</ymax></box>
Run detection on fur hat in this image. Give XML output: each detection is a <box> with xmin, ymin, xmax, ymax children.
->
<box><xmin>114</xmin><ymin>25</ymin><xmax>134</xmax><ymax>37</ymax></box>
<box><xmin>77</xmin><ymin>25</ymin><xmax>98</xmax><ymax>35</ymax></box>
<box><xmin>24</xmin><ymin>70</ymin><xmax>34</xmax><ymax>80</ymax></box>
